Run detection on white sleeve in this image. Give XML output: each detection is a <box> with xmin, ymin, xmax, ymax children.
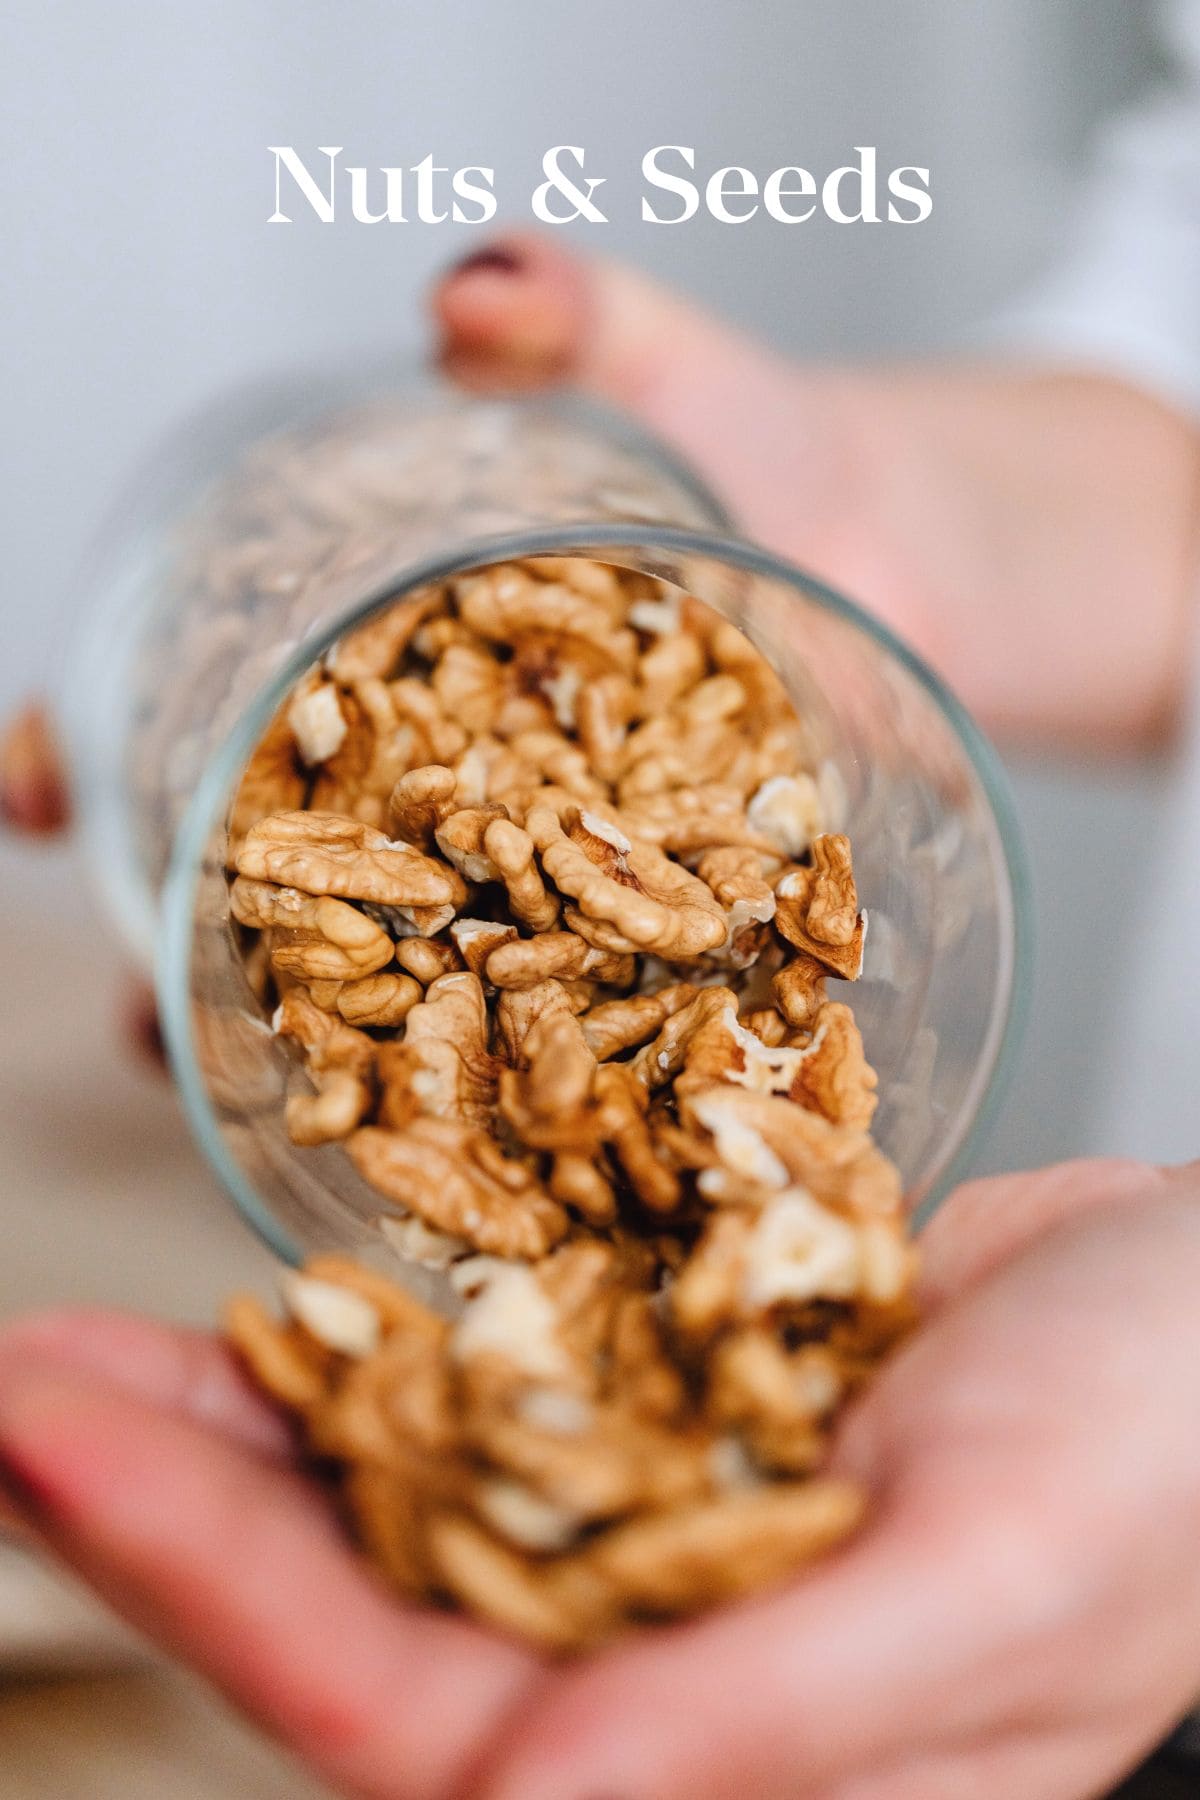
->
<box><xmin>993</xmin><ymin>0</ymin><xmax>1200</xmax><ymax>420</ymax></box>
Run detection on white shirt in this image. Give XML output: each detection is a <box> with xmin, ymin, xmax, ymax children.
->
<box><xmin>1000</xmin><ymin>1</ymin><xmax>1200</xmax><ymax>1163</ymax></box>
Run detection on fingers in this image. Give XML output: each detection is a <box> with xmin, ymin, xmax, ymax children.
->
<box><xmin>474</xmin><ymin>1184</ymin><xmax>1200</xmax><ymax>1800</ymax></box>
<box><xmin>917</xmin><ymin>1157</ymin><xmax>1170</xmax><ymax>1306</ymax></box>
<box><xmin>470</xmin><ymin>1489</ymin><xmax>1037</xmax><ymax>1800</ymax></box>
<box><xmin>431</xmin><ymin>235</ymin><xmax>837</xmax><ymax>556</ymax></box>
<box><xmin>0</xmin><ymin>702</ymin><xmax>71</xmax><ymax>833</ymax></box>
<box><xmin>433</xmin><ymin>231</ymin><xmax>763</xmax><ymax>406</ymax></box>
<box><xmin>0</xmin><ymin>1350</ymin><xmax>542</xmax><ymax>1800</ymax></box>
<box><xmin>0</xmin><ymin>1310</ymin><xmax>294</xmax><ymax>1459</ymax></box>
<box><xmin>432</xmin><ymin>233</ymin><xmax>590</xmax><ymax>386</ymax></box>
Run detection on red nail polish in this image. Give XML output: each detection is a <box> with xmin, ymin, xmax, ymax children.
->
<box><xmin>124</xmin><ymin>989</ymin><xmax>166</xmax><ymax>1067</ymax></box>
<box><xmin>0</xmin><ymin>1444</ymin><xmax>51</xmax><ymax>1524</ymax></box>
<box><xmin>451</xmin><ymin>246</ymin><xmax>523</xmax><ymax>277</ymax></box>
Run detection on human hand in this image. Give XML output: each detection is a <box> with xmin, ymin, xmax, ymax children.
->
<box><xmin>434</xmin><ymin>235</ymin><xmax>1199</xmax><ymax>752</ymax></box>
<box><xmin>2</xmin><ymin>1156</ymin><xmax>1199</xmax><ymax>1800</ymax></box>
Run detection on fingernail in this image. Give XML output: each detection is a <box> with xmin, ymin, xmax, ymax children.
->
<box><xmin>123</xmin><ymin>984</ymin><xmax>166</xmax><ymax>1067</ymax></box>
<box><xmin>450</xmin><ymin>245</ymin><xmax>524</xmax><ymax>278</ymax></box>
<box><xmin>0</xmin><ymin>1406</ymin><xmax>54</xmax><ymax>1525</ymax></box>
<box><xmin>0</xmin><ymin>706</ymin><xmax>71</xmax><ymax>834</ymax></box>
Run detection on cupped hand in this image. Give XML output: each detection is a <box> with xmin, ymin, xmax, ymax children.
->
<box><xmin>3</xmin><ymin>1157</ymin><xmax>1199</xmax><ymax>1800</ymax></box>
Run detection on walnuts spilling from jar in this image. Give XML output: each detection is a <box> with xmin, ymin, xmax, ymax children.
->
<box><xmin>224</xmin><ymin>556</ymin><xmax>917</xmax><ymax>1649</ymax></box>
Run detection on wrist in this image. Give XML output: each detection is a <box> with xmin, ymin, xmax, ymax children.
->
<box><xmin>838</xmin><ymin>366</ymin><xmax>1200</xmax><ymax>751</ymax></box>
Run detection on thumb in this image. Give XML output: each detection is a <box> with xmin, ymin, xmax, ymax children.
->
<box><xmin>430</xmin><ymin>234</ymin><xmax>837</xmax><ymax>548</ymax></box>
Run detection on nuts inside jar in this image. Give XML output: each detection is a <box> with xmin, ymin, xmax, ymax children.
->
<box><xmin>223</xmin><ymin>555</ymin><xmax>917</xmax><ymax>1650</ymax></box>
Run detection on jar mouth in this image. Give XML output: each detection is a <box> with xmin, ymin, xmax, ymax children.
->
<box><xmin>159</xmin><ymin>523</ymin><xmax>1032</xmax><ymax>1262</ymax></box>
<box><xmin>58</xmin><ymin>373</ymin><xmax>736</xmax><ymax>970</ymax></box>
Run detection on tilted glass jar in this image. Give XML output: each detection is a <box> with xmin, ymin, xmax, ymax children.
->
<box><xmin>60</xmin><ymin>363</ymin><xmax>1030</xmax><ymax>1280</ymax></box>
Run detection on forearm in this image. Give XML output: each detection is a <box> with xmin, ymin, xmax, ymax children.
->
<box><xmin>823</xmin><ymin>366</ymin><xmax>1200</xmax><ymax>752</ymax></box>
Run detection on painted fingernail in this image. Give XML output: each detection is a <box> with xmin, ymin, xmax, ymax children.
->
<box><xmin>124</xmin><ymin>985</ymin><xmax>166</xmax><ymax>1067</ymax></box>
<box><xmin>0</xmin><ymin>706</ymin><xmax>71</xmax><ymax>834</ymax></box>
<box><xmin>0</xmin><ymin>1441</ymin><xmax>51</xmax><ymax>1525</ymax></box>
<box><xmin>450</xmin><ymin>245</ymin><xmax>524</xmax><ymax>278</ymax></box>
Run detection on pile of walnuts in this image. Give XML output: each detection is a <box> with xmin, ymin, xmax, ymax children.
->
<box><xmin>224</xmin><ymin>556</ymin><xmax>917</xmax><ymax>1649</ymax></box>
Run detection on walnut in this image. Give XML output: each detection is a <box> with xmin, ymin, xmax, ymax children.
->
<box><xmin>672</xmin><ymin>1192</ymin><xmax>868</xmax><ymax>1336</ymax></box>
<box><xmin>705</xmin><ymin>616</ymin><xmax>791</xmax><ymax>705</ymax></box>
<box><xmin>434</xmin><ymin>806</ymin><xmax>508</xmax><ymax>883</ymax></box>
<box><xmin>519</xmin><ymin>555</ymin><xmax>629</xmax><ymax>618</ymax></box>
<box><xmin>388</xmin><ymin>676</ymin><xmax>470</xmax><ymax>765</ymax></box>
<box><xmin>682</xmin><ymin>1085</ymin><xmax>902</xmax><ymax>1220</ymax></box>
<box><xmin>483</xmin><ymin>817</ymin><xmax>561</xmax><ymax>932</ymax></box>
<box><xmin>450</xmin><ymin>1257</ymin><xmax>576</xmax><ymax>1383</ymax></box>
<box><xmin>456</xmin><ymin>565</ymin><xmax>637</xmax><ymax>673</ymax></box>
<box><xmin>493</xmin><ymin>978</ymin><xmax>577</xmax><ymax>1066</ymax></box>
<box><xmin>594</xmin><ymin>1064</ymin><xmax>681</xmax><ymax>1214</ymax></box>
<box><xmin>236</xmin><ymin>811</ymin><xmax>468</xmax><ymax>911</ymax></box>
<box><xmin>424</xmin><ymin>1512</ymin><xmax>611</xmax><ymax>1652</ymax></box>
<box><xmin>673</xmin><ymin>1188</ymin><xmax>913</xmax><ymax>1342</ymax></box>
<box><xmin>224</xmin><ymin>1292</ymin><xmax>330</xmax><ymax>1411</ymax></box>
<box><xmin>377</xmin><ymin>1213</ymin><xmax>470</xmax><ymax>1272</ymax></box>
<box><xmin>741</xmin><ymin>1007</ymin><xmax>788</xmax><ymax>1047</ymax></box>
<box><xmin>789</xmin><ymin>1002</ymin><xmax>879</xmax><ymax>1130</ymax></box>
<box><xmin>287</xmin><ymin>1067</ymin><xmax>371</xmax><ymax>1145</ymax></box>
<box><xmin>499</xmin><ymin>1010</ymin><xmax>601</xmax><ymax>1154</ymax></box>
<box><xmin>347</xmin><ymin>1121</ymin><xmax>568</xmax><ymax>1258</ymax></box>
<box><xmin>549</xmin><ymin>1152</ymin><xmax>618</xmax><ymax>1226</ymax></box>
<box><xmin>630</xmin><ymin>985</ymin><xmax>739</xmax><ymax>1092</ymax></box>
<box><xmin>637</xmin><ymin>628</ymin><xmax>706</xmax><ymax>716</ymax></box>
<box><xmin>485</xmin><ymin>929</ymin><xmax>634</xmax><ymax>992</ymax></box>
<box><xmin>618</xmin><ymin>786</ymin><xmax>780</xmax><ymax>858</ymax></box>
<box><xmin>529</xmin><ymin>806</ymin><xmax>727</xmax><ymax>960</ymax></box>
<box><xmin>287</xmin><ymin>679</ymin><xmax>348</xmax><ymax>766</ymax></box>
<box><xmin>230</xmin><ymin>877</ymin><xmax>395</xmax><ymax>981</ymax></box>
<box><xmin>507</xmin><ymin>729</ymin><xmax>607</xmax><ymax>803</ymax></box>
<box><xmin>746</xmin><ymin>773</ymin><xmax>823</xmax><ymax>858</ymax></box>
<box><xmin>708</xmin><ymin>1329</ymin><xmax>844</xmax><ymax>1473</ymax></box>
<box><xmin>327</xmin><ymin>589</ymin><xmax>442</xmax><ymax>684</ymax></box>
<box><xmin>579</xmin><ymin>984</ymin><xmax>697</xmax><ymax>1061</ymax></box>
<box><xmin>228</xmin><ymin>707</ymin><xmax>305</xmax><ymax>851</ymax></box>
<box><xmin>576</xmin><ymin>673</ymin><xmax>636</xmax><ymax>783</ymax></box>
<box><xmin>506</xmin><ymin>636</ymin><xmax>595</xmax><ymax>735</ymax></box>
<box><xmin>387</xmin><ymin>765</ymin><xmax>458</xmax><ymax>847</ymax></box>
<box><xmin>771</xmin><ymin>953</ymin><xmax>828</xmax><ymax>1031</ymax></box>
<box><xmin>775</xmin><ymin>834</ymin><xmax>865</xmax><ymax>980</ymax></box>
<box><xmin>391</xmin><ymin>971</ymin><xmax>500</xmax><ymax>1129</ymax></box>
<box><xmin>334</xmin><ymin>972</ymin><xmax>423</xmax><ymax>1029</ymax></box>
<box><xmin>431</xmin><ymin>641</ymin><xmax>504</xmax><ymax>735</ymax></box>
<box><xmin>394</xmin><ymin>936</ymin><xmax>463</xmax><ymax>985</ymax></box>
<box><xmin>273</xmin><ymin>987</ymin><xmax>375</xmax><ymax>1079</ymax></box>
<box><xmin>309</xmin><ymin>682</ymin><xmax>421</xmax><ymax>826</ymax></box>
<box><xmin>447</xmin><ymin>742</ymin><xmax>538</xmax><ymax>823</ymax></box>
<box><xmin>695</xmin><ymin>846</ymin><xmax>777</xmax><ymax>967</ymax></box>
<box><xmin>448</xmin><ymin>917</ymin><xmax>518</xmax><ymax>980</ymax></box>
<box><xmin>582</xmin><ymin>1480</ymin><xmax>864</xmax><ymax>1616</ymax></box>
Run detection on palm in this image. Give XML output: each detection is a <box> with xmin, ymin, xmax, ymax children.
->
<box><xmin>2</xmin><ymin>1159</ymin><xmax>1199</xmax><ymax>1800</ymax></box>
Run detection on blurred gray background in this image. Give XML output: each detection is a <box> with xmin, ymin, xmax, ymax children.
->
<box><xmin>0</xmin><ymin>4</ymin><xmax>1176</xmax><ymax>1790</ymax></box>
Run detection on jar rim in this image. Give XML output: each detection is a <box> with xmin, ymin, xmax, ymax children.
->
<box><xmin>159</xmin><ymin>521</ymin><xmax>1032</xmax><ymax>1260</ymax></box>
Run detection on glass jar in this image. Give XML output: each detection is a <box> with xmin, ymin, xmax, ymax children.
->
<box><xmin>60</xmin><ymin>364</ymin><xmax>1030</xmax><ymax>1281</ymax></box>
